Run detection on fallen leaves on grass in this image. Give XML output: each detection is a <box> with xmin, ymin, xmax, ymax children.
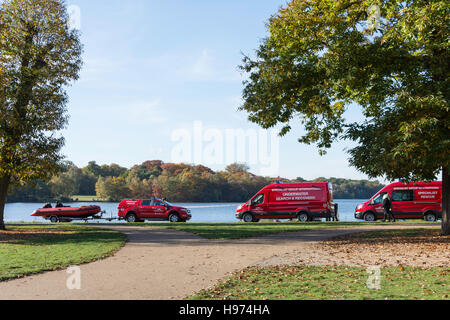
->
<box><xmin>318</xmin><ymin>229</ymin><xmax>450</xmax><ymax>268</ymax></box>
<box><xmin>256</xmin><ymin>229</ymin><xmax>450</xmax><ymax>268</ymax></box>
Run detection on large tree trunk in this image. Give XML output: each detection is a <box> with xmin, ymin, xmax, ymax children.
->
<box><xmin>0</xmin><ymin>175</ymin><xmax>11</xmax><ymax>231</ymax></box>
<box><xmin>442</xmin><ymin>167</ymin><xmax>450</xmax><ymax>236</ymax></box>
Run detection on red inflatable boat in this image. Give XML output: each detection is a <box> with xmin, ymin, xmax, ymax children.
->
<box><xmin>31</xmin><ymin>205</ymin><xmax>102</xmax><ymax>223</ymax></box>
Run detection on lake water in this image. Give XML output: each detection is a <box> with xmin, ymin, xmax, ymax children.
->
<box><xmin>4</xmin><ymin>199</ymin><xmax>365</xmax><ymax>223</ymax></box>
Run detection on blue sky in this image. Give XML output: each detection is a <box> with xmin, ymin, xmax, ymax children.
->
<box><xmin>64</xmin><ymin>0</ymin><xmax>373</xmax><ymax>181</ymax></box>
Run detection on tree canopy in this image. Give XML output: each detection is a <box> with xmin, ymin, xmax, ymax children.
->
<box><xmin>239</xmin><ymin>0</ymin><xmax>449</xmax><ymax>233</ymax></box>
<box><xmin>0</xmin><ymin>0</ymin><xmax>83</xmax><ymax>229</ymax></box>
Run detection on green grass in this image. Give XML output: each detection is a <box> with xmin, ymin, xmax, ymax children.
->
<box><xmin>72</xmin><ymin>195</ymin><xmax>99</xmax><ymax>202</ymax></box>
<box><xmin>191</xmin><ymin>265</ymin><xmax>449</xmax><ymax>300</ymax></box>
<box><xmin>108</xmin><ymin>220</ymin><xmax>438</xmax><ymax>240</ymax></box>
<box><xmin>0</xmin><ymin>224</ymin><xmax>126</xmax><ymax>281</ymax></box>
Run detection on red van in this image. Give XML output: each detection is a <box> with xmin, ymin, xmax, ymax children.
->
<box><xmin>355</xmin><ymin>181</ymin><xmax>442</xmax><ymax>222</ymax></box>
<box><xmin>118</xmin><ymin>198</ymin><xmax>192</xmax><ymax>223</ymax></box>
<box><xmin>235</xmin><ymin>182</ymin><xmax>337</xmax><ymax>222</ymax></box>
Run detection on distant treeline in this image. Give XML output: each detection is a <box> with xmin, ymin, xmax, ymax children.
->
<box><xmin>7</xmin><ymin>160</ymin><xmax>385</xmax><ymax>203</ymax></box>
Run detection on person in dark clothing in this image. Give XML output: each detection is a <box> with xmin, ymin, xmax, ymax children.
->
<box><xmin>43</xmin><ymin>203</ymin><xmax>52</xmax><ymax>209</ymax></box>
<box><xmin>382</xmin><ymin>194</ymin><xmax>395</xmax><ymax>222</ymax></box>
<box><xmin>55</xmin><ymin>201</ymin><xmax>64</xmax><ymax>208</ymax></box>
<box><xmin>332</xmin><ymin>203</ymin><xmax>339</xmax><ymax>221</ymax></box>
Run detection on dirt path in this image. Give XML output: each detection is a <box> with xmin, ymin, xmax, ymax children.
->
<box><xmin>0</xmin><ymin>224</ymin><xmax>439</xmax><ymax>300</ymax></box>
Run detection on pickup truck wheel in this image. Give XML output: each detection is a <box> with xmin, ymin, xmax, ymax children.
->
<box><xmin>424</xmin><ymin>212</ymin><xmax>436</xmax><ymax>222</ymax></box>
<box><xmin>242</xmin><ymin>213</ymin><xmax>254</xmax><ymax>223</ymax></box>
<box><xmin>126</xmin><ymin>213</ymin><xmax>137</xmax><ymax>223</ymax></box>
<box><xmin>50</xmin><ymin>216</ymin><xmax>59</xmax><ymax>223</ymax></box>
<box><xmin>297</xmin><ymin>212</ymin><xmax>309</xmax><ymax>222</ymax></box>
<box><xmin>169</xmin><ymin>214</ymin><xmax>180</xmax><ymax>223</ymax></box>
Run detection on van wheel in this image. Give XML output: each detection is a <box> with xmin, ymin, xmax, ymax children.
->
<box><xmin>424</xmin><ymin>212</ymin><xmax>436</xmax><ymax>222</ymax></box>
<box><xmin>50</xmin><ymin>216</ymin><xmax>59</xmax><ymax>223</ymax></box>
<box><xmin>364</xmin><ymin>212</ymin><xmax>376</xmax><ymax>222</ymax></box>
<box><xmin>298</xmin><ymin>212</ymin><xmax>309</xmax><ymax>222</ymax></box>
<box><xmin>169</xmin><ymin>214</ymin><xmax>180</xmax><ymax>223</ymax></box>
<box><xmin>242</xmin><ymin>213</ymin><xmax>254</xmax><ymax>223</ymax></box>
<box><xmin>126</xmin><ymin>213</ymin><xmax>137</xmax><ymax>223</ymax></box>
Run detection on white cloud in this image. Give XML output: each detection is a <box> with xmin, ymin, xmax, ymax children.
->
<box><xmin>78</xmin><ymin>49</ymin><xmax>243</xmax><ymax>87</ymax></box>
<box><xmin>121</xmin><ymin>99</ymin><xmax>167</xmax><ymax>124</ymax></box>
<box><xmin>79</xmin><ymin>99</ymin><xmax>168</xmax><ymax>125</ymax></box>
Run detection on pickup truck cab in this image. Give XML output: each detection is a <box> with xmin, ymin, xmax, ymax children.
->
<box><xmin>118</xmin><ymin>198</ymin><xmax>192</xmax><ymax>223</ymax></box>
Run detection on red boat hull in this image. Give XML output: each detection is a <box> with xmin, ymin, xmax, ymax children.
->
<box><xmin>31</xmin><ymin>206</ymin><xmax>101</xmax><ymax>219</ymax></box>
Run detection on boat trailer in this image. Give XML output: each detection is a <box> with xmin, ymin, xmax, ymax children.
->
<box><xmin>46</xmin><ymin>211</ymin><xmax>120</xmax><ymax>223</ymax></box>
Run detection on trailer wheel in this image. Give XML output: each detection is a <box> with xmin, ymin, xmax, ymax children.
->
<box><xmin>364</xmin><ymin>212</ymin><xmax>376</xmax><ymax>222</ymax></box>
<box><xmin>424</xmin><ymin>212</ymin><xmax>436</xmax><ymax>222</ymax></box>
<box><xmin>242</xmin><ymin>213</ymin><xmax>254</xmax><ymax>223</ymax></box>
<box><xmin>169</xmin><ymin>213</ymin><xmax>180</xmax><ymax>223</ymax></box>
<box><xmin>50</xmin><ymin>216</ymin><xmax>59</xmax><ymax>223</ymax></box>
<box><xmin>297</xmin><ymin>212</ymin><xmax>309</xmax><ymax>222</ymax></box>
<box><xmin>126</xmin><ymin>213</ymin><xmax>137</xmax><ymax>223</ymax></box>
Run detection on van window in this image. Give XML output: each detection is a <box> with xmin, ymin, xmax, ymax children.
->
<box><xmin>251</xmin><ymin>194</ymin><xmax>265</xmax><ymax>206</ymax></box>
<box><xmin>151</xmin><ymin>200</ymin><xmax>165</xmax><ymax>206</ymax></box>
<box><xmin>141</xmin><ymin>200</ymin><xmax>152</xmax><ymax>206</ymax></box>
<box><xmin>392</xmin><ymin>190</ymin><xmax>414</xmax><ymax>202</ymax></box>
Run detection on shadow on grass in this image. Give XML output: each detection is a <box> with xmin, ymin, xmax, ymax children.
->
<box><xmin>0</xmin><ymin>225</ymin><xmax>127</xmax><ymax>282</ymax></box>
<box><xmin>1</xmin><ymin>225</ymin><xmax>126</xmax><ymax>246</ymax></box>
<box><xmin>326</xmin><ymin>228</ymin><xmax>450</xmax><ymax>245</ymax></box>
<box><xmin>118</xmin><ymin>222</ymin><xmax>363</xmax><ymax>241</ymax></box>
<box><xmin>140</xmin><ymin>221</ymin><xmax>439</xmax><ymax>240</ymax></box>
<box><xmin>99</xmin><ymin>224</ymin><xmax>408</xmax><ymax>246</ymax></box>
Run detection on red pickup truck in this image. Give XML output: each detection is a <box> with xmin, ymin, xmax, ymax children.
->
<box><xmin>118</xmin><ymin>198</ymin><xmax>192</xmax><ymax>223</ymax></box>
